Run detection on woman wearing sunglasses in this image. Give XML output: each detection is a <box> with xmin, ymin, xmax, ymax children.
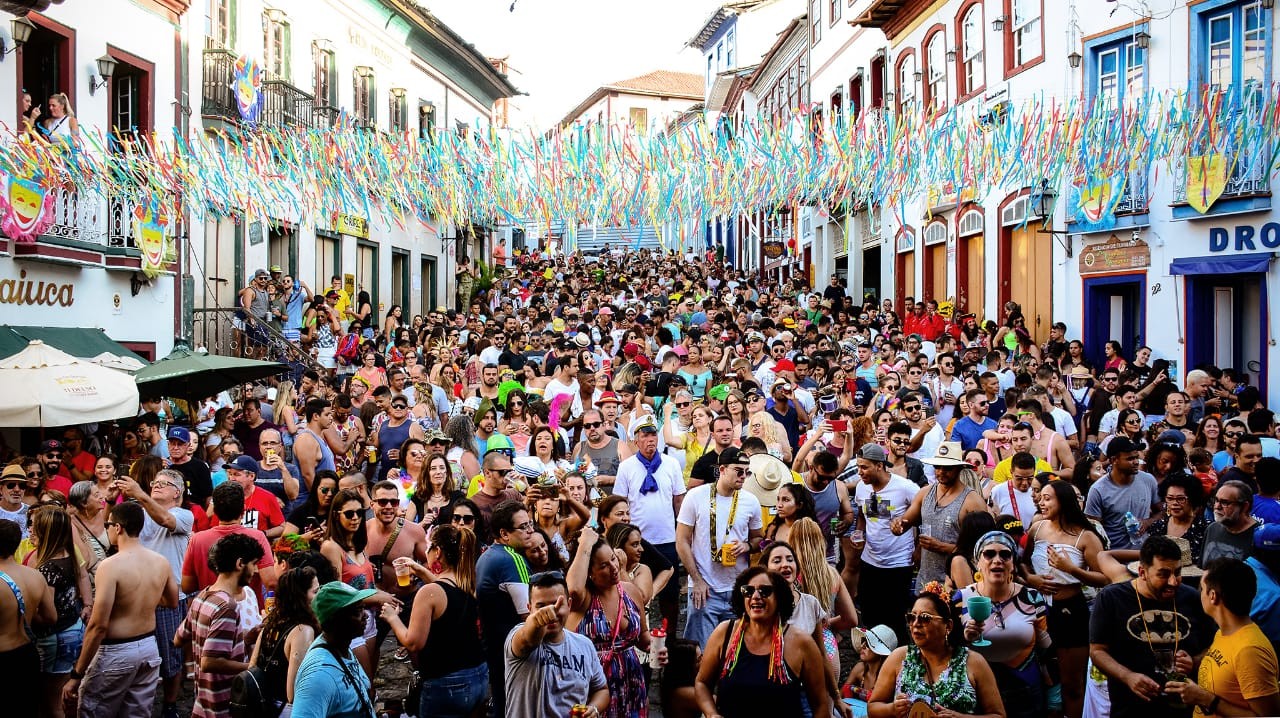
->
<box><xmin>867</xmin><ymin>584</ymin><xmax>1005</xmax><ymax>718</ymax></box>
<box><xmin>695</xmin><ymin>566</ymin><xmax>830</xmax><ymax>718</ymax></box>
<box><xmin>321</xmin><ymin>488</ymin><xmax>398</xmax><ymax>679</ymax></box>
<box><xmin>954</xmin><ymin>531</ymin><xmax>1049</xmax><ymax>718</ymax></box>
<box><xmin>283</xmin><ymin>470</ymin><xmax>339</xmax><ymax>547</ymax></box>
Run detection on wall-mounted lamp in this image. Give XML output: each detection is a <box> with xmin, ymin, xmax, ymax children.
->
<box><xmin>913</xmin><ymin>69</ymin><xmax>923</xmax><ymax>81</ymax></box>
<box><xmin>1134</xmin><ymin>30</ymin><xmax>1150</xmax><ymax>49</ymax></box>
<box><xmin>0</xmin><ymin>17</ymin><xmax>35</xmax><ymax>60</ymax></box>
<box><xmin>1068</xmin><ymin>51</ymin><xmax>1082</xmax><ymax>68</ymax></box>
<box><xmin>390</xmin><ymin>87</ymin><xmax>406</xmax><ymax>99</ymax></box>
<box><xmin>886</xmin><ymin>91</ymin><xmax>896</xmax><ymax>102</ymax></box>
<box><xmin>313</xmin><ymin>38</ymin><xmax>333</xmax><ymax>54</ymax></box>
<box><xmin>88</xmin><ymin>54</ymin><xmax>117</xmax><ymax>96</ymax></box>
<box><xmin>946</xmin><ymin>47</ymin><xmax>957</xmax><ymax>62</ymax></box>
<box><xmin>1262</xmin><ymin>0</ymin><xmax>1274</xmax><ymax>8</ymax></box>
<box><xmin>354</xmin><ymin>65</ymin><xmax>374</xmax><ymax>78</ymax></box>
<box><xmin>992</xmin><ymin>15</ymin><xmax>1006</xmax><ymax>32</ymax></box>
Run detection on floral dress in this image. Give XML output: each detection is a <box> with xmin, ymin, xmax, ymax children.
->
<box><xmin>895</xmin><ymin>645</ymin><xmax>979</xmax><ymax>714</ymax></box>
<box><xmin>578</xmin><ymin>589</ymin><xmax>646</xmax><ymax>718</ymax></box>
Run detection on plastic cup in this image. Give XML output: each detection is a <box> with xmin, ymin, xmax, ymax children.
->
<box><xmin>720</xmin><ymin>542</ymin><xmax>738</xmax><ymax>566</ymax></box>
<box><xmin>394</xmin><ymin>560</ymin><xmax>412</xmax><ymax>587</ymax></box>
<box><xmin>850</xmin><ymin>530</ymin><xmax>866</xmax><ymax>549</ymax></box>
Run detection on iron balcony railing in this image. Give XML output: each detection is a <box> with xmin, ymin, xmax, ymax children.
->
<box><xmin>262</xmin><ymin>79</ymin><xmax>315</xmax><ymax>129</ymax></box>
<box><xmin>203</xmin><ymin>46</ymin><xmax>322</xmax><ymax>131</ymax></box>
<box><xmin>192</xmin><ymin>306</ymin><xmax>324</xmax><ymax>377</ymax></box>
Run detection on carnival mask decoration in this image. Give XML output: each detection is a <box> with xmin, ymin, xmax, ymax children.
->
<box><xmin>232</xmin><ymin>55</ymin><xmax>264</xmax><ymax>123</ymax></box>
<box><xmin>0</xmin><ymin>176</ymin><xmax>55</xmax><ymax>243</ymax></box>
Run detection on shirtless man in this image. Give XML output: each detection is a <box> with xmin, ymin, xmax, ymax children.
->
<box><xmin>0</xmin><ymin>518</ymin><xmax>54</xmax><ymax>718</ymax></box>
<box><xmin>65</xmin><ymin>501</ymin><xmax>180</xmax><ymax>716</ymax></box>
<box><xmin>367</xmin><ymin>481</ymin><xmax>429</xmax><ymax>657</ymax></box>
<box><xmin>1016</xmin><ymin>399</ymin><xmax>1075</xmax><ymax>478</ymax></box>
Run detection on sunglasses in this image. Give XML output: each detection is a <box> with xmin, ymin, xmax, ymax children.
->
<box><xmin>904</xmin><ymin>612</ymin><xmax>943</xmax><ymax>625</ymax></box>
<box><xmin>981</xmin><ymin>548</ymin><xmax>1014</xmax><ymax>561</ymax></box>
<box><xmin>391</xmin><ymin>403</ymin><xmax>408</xmax><ymax>410</ymax></box>
<box><xmin>902</xmin><ymin>405</ymin><xmax>921</xmax><ymax>412</ymax></box>
<box><xmin>739</xmin><ymin>584</ymin><xmax>775</xmax><ymax>599</ymax></box>
<box><xmin>340</xmin><ymin>509</ymin><xmax>364</xmax><ymax>520</ymax></box>
<box><xmin>1225</xmin><ymin>431</ymin><xmax>1244</xmax><ymax>438</ymax></box>
<box><xmin>25</xmin><ymin>472</ymin><xmax>41</xmax><ymax>479</ymax></box>
<box><xmin>452</xmin><ymin>513</ymin><xmax>476</xmax><ymax>525</ymax></box>
<box><xmin>675</xmin><ymin>402</ymin><xmax>691</xmax><ymax>408</ymax></box>
<box><xmin>2</xmin><ymin>482</ymin><xmax>23</xmax><ymax>490</ymax></box>
<box><xmin>889</xmin><ymin>437</ymin><xmax>911</xmax><ymax>446</ymax></box>
<box><xmin>373</xmin><ymin>498</ymin><xmax>400</xmax><ymax>507</ymax></box>
<box><xmin>408</xmin><ymin>450</ymin><xmax>428</xmax><ymax>459</ymax></box>
<box><xmin>583</xmin><ymin>421</ymin><xmax>603</xmax><ymax>429</ymax></box>
<box><xmin>104</xmin><ymin>521</ymin><xmax>120</xmax><ymax>530</ymax></box>
<box><xmin>318</xmin><ymin>486</ymin><xmax>336</xmax><ymax>495</ymax></box>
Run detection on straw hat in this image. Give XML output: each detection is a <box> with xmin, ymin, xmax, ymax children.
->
<box><xmin>1126</xmin><ymin>536</ymin><xmax>1203</xmax><ymax>578</ymax></box>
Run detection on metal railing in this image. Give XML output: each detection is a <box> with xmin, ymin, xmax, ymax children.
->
<box><xmin>107</xmin><ymin>193</ymin><xmax>135</xmax><ymax>248</ymax></box>
<box><xmin>201</xmin><ymin>48</ymin><xmax>239</xmax><ymax>120</ymax></box>
<box><xmin>36</xmin><ymin>186</ymin><xmax>106</xmax><ymax>243</ymax></box>
<box><xmin>192</xmin><ymin>306</ymin><xmax>324</xmax><ymax>377</ymax></box>
<box><xmin>314</xmin><ymin>105</ymin><xmax>341</xmax><ymax>128</ymax></box>
<box><xmin>262</xmin><ymin>79</ymin><xmax>315</xmax><ymax>129</ymax></box>
<box><xmin>1116</xmin><ymin>167</ymin><xmax>1149</xmax><ymax>215</ymax></box>
<box><xmin>1172</xmin><ymin>148</ymin><xmax>1270</xmax><ymax>205</ymax></box>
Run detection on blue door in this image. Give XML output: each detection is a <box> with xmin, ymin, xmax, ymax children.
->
<box><xmin>1083</xmin><ymin>275</ymin><xmax>1146</xmax><ymax>369</ymax></box>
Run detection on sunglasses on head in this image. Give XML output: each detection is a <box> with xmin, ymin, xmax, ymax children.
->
<box><xmin>739</xmin><ymin>584</ymin><xmax>775</xmax><ymax>599</ymax></box>
<box><xmin>340</xmin><ymin>509</ymin><xmax>364</xmax><ymax>520</ymax></box>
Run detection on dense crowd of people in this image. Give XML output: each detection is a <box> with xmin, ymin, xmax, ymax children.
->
<box><xmin>2</xmin><ymin>244</ymin><xmax>1279</xmax><ymax>718</ymax></box>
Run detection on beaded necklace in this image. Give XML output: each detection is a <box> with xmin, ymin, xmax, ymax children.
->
<box><xmin>719</xmin><ymin>617</ymin><xmax>790</xmax><ymax>684</ymax></box>
<box><xmin>709</xmin><ymin>487</ymin><xmax>740</xmax><ymax>561</ymax></box>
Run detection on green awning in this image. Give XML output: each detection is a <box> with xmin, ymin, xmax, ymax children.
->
<box><xmin>0</xmin><ymin>326</ymin><xmax>148</xmax><ymax>370</ymax></box>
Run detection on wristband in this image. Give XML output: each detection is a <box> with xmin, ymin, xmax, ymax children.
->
<box><xmin>68</xmin><ymin>668</ymin><xmax>83</xmax><ymax>680</ymax></box>
<box><xmin>1205</xmin><ymin>696</ymin><xmax>1220</xmax><ymax>714</ymax></box>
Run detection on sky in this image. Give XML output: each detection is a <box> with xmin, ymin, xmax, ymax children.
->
<box><xmin>427</xmin><ymin>0</ymin><xmax>725</xmax><ymax>130</ymax></box>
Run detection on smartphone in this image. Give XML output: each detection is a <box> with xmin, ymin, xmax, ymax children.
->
<box><xmin>830</xmin><ymin>419</ymin><xmax>848</xmax><ymax>433</ymax></box>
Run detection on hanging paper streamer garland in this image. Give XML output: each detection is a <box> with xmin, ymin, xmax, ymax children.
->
<box><xmin>0</xmin><ymin>88</ymin><xmax>1274</xmax><ymax>236</ymax></box>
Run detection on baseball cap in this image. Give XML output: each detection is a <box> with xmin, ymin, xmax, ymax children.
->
<box><xmin>598</xmin><ymin>306</ymin><xmax>613</xmax><ymax>315</ymax></box>
<box><xmin>716</xmin><ymin>447</ymin><xmax>751</xmax><ymax>466</ymax></box>
<box><xmin>672</xmin><ymin>345</ymin><xmax>688</xmax><ymax>357</ymax></box>
<box><xmin>1155</xmin><ymin>430</ymin><xmax>1187</xmax><ymax>446</ymax></box>
<box><xmin>253</xmin><ymin>268</ymin><xmax>269</xmax><ymax>279</ymax></box>
<box><xmin>853</xmin><ymin>625</ymin><xmax>899</xmax><ymax>656</ymax></box>
<box><xmin>773</xmin><ymin>359</ymin><xmax>796</xmax><ymax>373</ymax></box>
<box><xmin>269</xmin><ymin>264</ymin><xmax>282</xmax><ymax>273</ymax></box>
<box><xmin>1255</xmin><ymin>523</ymin><xmax>1280</xmax><ymax>552</ymax></box>
<box><xmin>857</xmin><ymin>443</ymin><xmax>890</xmax><ymax>464</ymax></box>
<box><xmin>166</xmin><ymin>426</ymin><xmax>192</xmax><ymax>444</ymax></box>
<box><xmin>39</xmin><ymin>439</ymin><xmax>62</xmax><ymax>454</ymax></box>
<box><xmin>426</xmin><ymin>430</ymin><xmax>451</xmax><ymax>445</ymax></box>
<box><xmin>226</xmin><ymin>455</ymin><xmax>259</xmax><ymax>474</ymax></box>
<box><xmin>312</xmin><ymin>581</ymin><xmax>377</xmax><ymax>625</ymax></box>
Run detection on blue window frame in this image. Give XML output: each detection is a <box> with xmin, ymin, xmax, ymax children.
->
<box><xmin>1083</xmin><ymin>31</ymin><xmax>1147</xmax><ymax>105</ymax></box>
<box><xmin>1190</xmin><ymin>0</ymin><xmax>1271</xmax><ymax>103</ymax></box>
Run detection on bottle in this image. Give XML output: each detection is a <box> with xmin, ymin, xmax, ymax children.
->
<box><xmin>650</xmin><ymin>616</ymin><xmax>670</xmax><ymax>665</ymax></box>
<box><xmin>263</xmin><ymin>590</ymin><xmax>275</xmax><ymax>616</ymax></box>
<box><xmin>1123</xmin><ymin>512</ymin><xmax>1143</xmax><ymax>545</ymax></box>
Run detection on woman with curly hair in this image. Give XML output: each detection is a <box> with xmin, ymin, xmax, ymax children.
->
<box><xmin>497</xmin><ymin>388</ymin><xmax>532</xmax><ymax>456</ymax></box>
<box><xmin>246</xmin><ymin>566</ymin><xmax>319</xmax><ymax>713</ymax></box>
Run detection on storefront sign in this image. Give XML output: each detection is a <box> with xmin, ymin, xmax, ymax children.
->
<box><xmin>1079</xmin><ymin>234</ymin><xmax>1151</xmax><ymax>274</ymax></box>
<box><xmin>1208</xmin><ymin>223</ymin><xmax>1280</xmax><ymax>252</ymax></box>
<box><xmin>0</xmin><ymin>269</ymin><xmax>75</xmax><ymax>306</ymax></box>
<box><xmin>337</xmin><ymin>214</ymin><xmax>369</xmax><ymax>239</ymax></box>
<box><xmin>762</xmin><ymin>240</ymin><xmax>785</xmax><ymax>260</ymax></box>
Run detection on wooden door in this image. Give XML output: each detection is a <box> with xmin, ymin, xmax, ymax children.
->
<box><xmin>929</xmin><ymin>244</ymin><xmax>946</xmax><ymax>301</ymax></box>
<box><xmin>960</xmin><ymin>235</ymin><xmax>984</xmax><ymax>319</ymax></box>
<box><xmin>896</xmin><ymin>250</ymin><xmax>915</xmax><ymax>309</ymax></box>
<box><xmin>1008</xmin><ymin>227</ymin><xmax>1052</xmax><ymax>343</ymax></box>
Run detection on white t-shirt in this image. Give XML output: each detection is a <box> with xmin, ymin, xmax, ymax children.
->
<box><xmin>1050</xmin><ymin>407</ymin><xmax>1078</xmax><ymax>439</ymax></box>
<box><xmin>1098</xmin><ymin>408</ymin><xmax>1143</xmax><ymax>437</ymax></box>
<box><xmin>853</xmin><ymin>475</ymin><xmax>919</xmax><ymax>569</ymax></box>
<box><xmin>908</xmin><ymin>422</ymin><xmax>947</xmax><ymax>483</ymax></box>
<box><xmin>479</xmin><ymin>345</ymin><xmax>503</xmax><ymax>366</ymax></box>
<box><xmin>677</xmin><ymin>485</ymin><xmax>764</xmax><ymax>593</ymax></box>
<box><xmin>544</xmin><ymin>377</ymin><xmax>583</xmax><ymax>420</ymax></box>
<box><xmin>989</xmin><ymin>482</ymin><xmax>1038</xmax><ymax>524</ymax></box>
<box><xmin>612</xmin><ymin>452</ymin><xmax>686</xmax><ymax>544</ymax></box>
<box><xmin>139</xmin><ymin>506</ymin><xmax>194</xmax><ymax>586</ymax></box>
<box><xmin>927</xmin><ymin>376</ymin><xmax>966</xmax><ymax>427</ymax></box>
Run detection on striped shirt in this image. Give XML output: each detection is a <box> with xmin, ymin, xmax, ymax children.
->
<box><xmin>177</xmin><ymin>588</ymin><xmax>244</xmax><ymax>718</ymax></box>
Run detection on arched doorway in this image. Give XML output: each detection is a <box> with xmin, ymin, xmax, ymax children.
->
<box><xmin>998</xmin><ymin>192</ymin><xmax>1052</xmax><ymax>342</ymax></box>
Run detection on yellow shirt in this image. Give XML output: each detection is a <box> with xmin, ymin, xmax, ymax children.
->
<box><xmin>992</xmin><ymin>456</ymin><xmax>1054</xmax><ymax>484</ymax></box>
<box><xmin>1195</xmin><ymin>623</ymin><xmax>1279</xmax><ymax>717</ymax></box>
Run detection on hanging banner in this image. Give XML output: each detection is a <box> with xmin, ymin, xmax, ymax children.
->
<box><xmin>134</xmin><ymin>200</ymin><xmax>170</xmax><ymax>278</ymax></box>
<box><xmin>0</xmin><ymin>176</ymin><xmax>55</xmax><ymax>243</ymax></box>
<box><xmin>1070</xmin><ymin>174</ymin><xmax>1125</xmax><ymax>233</ymax></box>
<box><xmin>1185</xmin><ymin>154</ymin><xmax>1227</xmax><ymax>214</ymax></box>
<box><xmin>232</xmin><ymin>55</ymin><xmax>264</xmax><ymax>123</ymax></box>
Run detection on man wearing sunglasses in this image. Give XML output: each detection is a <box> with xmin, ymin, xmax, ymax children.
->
<box><xmin>948</xmin><ymin>389</ymin><xmax>997</xmax><ymax>452</ymax></box>
<box><xmin>852</xmin><ymin>443</ymin><xmax>920</xmax><ymax>645</ymax></box>
<box><xmin>571</xmin><ymin>408</ymin><xmax>623</xmax><ymax>490</ymax></box>
<box><xmin>0</xmin><ymin>464</ymin><xmax>30</xmax><ymax>537</ymax></box>
<box><xmin>676</xmin><ymin>447</ymin><xmax>763</xmax><ymax>647</ymax></box>
<box><xmin>367</xmin><ymin>480</ymin><xmax>429</xmax><ymax>655</ymax></box>
<box><xmin>477</xmin><ymin>500</ymin><xmax>536</xmax><ymax>717</ymax></box>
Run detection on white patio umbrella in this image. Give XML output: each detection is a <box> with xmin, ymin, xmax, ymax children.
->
<box><xmin>0</xmin><ymin>340</ymin><xmax>140</xmax><ymax>426</ymax></box>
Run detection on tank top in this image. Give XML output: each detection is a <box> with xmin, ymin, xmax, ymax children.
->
<box><xmin>248</xmin><ymin>286</ymin><xmax>270</xmax><ymax>320</ymax></box>
<box><xmin>1029</xmin><ymin>525</ymin><xmax>1087</xmax><ymax>586</ymax></box>
<box><xmin>808</xmin><ymin>480</ymin><xmax>841</xmax><ymax>564</ymax></box>
<box><xmin>581</xmin><ymin>437</ymin><xmax>621</xmax><ymax>479</ymax></box>
<box><xmin>377</xmin><ymin>418</ymin><xmax>413</xmax><ymax>482</ymax></box>
<box><xmin>715</xmin><ymin>636</ymin><xmax>804</xmax><ymax>716</ymax></box>
<box><xmin>918</xmin><ymin>484</ymin><xmax>972</xmax><ymax>589</ymax></box>
<box><xmin>296</xmin><ymin>427</ymin><xmax>336</xmax><ymax>479</ymax></box>
<box><xmin>420</xmin><ymin>580</ymin><xmax>485</xmax><ymax>679</ymax></box>
<box><xmin>340</xmin><ymin>550</ymin><xmax>374</xmax><ymax>590</ymax></box>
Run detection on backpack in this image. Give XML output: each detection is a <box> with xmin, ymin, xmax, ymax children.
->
<box><xmin>335</xmin><ymin>333</ymin><xmax>360</xmax><ymax>366</ymax></box>
<box><xmin>229</xmin><ymin>624</ymin><xmax>295</xmax><ymax>718</ymax></box>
